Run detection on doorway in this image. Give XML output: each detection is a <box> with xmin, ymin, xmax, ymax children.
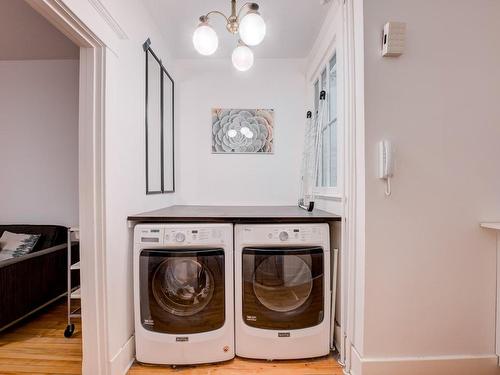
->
<box><xmin>24</xmin><ymin>0</ymin><xmax>107</xmax><ymax>373</ymax></box>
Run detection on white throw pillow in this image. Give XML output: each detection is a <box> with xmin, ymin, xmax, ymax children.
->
<box><xmin>0</xmin><ymin>231</ymin><xmax>40</xmax><ymax>261</ymax></box>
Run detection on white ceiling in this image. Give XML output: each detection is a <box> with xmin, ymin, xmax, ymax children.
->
<box><xmin>144</xmin><ymin>0</ymin><xmax>333</xmax><ymax>59</ymax></box>
<box><xmin>0</xmin><ymin>0</ymin><xmax>78</xmax><ymax>60</ymax></box>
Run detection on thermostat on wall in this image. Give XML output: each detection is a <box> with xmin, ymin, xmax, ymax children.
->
<box><xmin>382</xmin><ymin>22</ymin><xmax>406</xmax><ymax>57</ymax></box>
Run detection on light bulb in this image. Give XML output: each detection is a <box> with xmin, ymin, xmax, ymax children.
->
<box><xmin>228</xmin><ymin>129</ymin><xmax>237</xmax><ymax>138</ymax></box>
<box><xmin>193</xmin><ymin>23</ymin><xmax>218</xmax><ymax>56</ymax></box>
<box><xmin>245</xmin><ymin>130</ymin><xmax>254</xmax><ymax>139</ymax></box>
<box><xmin>232</xmin><ymin>45</ymin><xmax>254</xmax><ymax>71</ymax></box>
<box><xmin>240</xmin><ymin>126</ymin><xmax>250</xmax><ymax>135</ymax></box>
<box><xmin>239</xmin><ymin>12</ymin><xmax>266</xmax><ymax>46</ymax></box>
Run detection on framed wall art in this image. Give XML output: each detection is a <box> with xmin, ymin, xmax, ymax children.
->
<box><xmin>212</xmin><ymin>108</ymin><xmax>274</xmax><ymax>154</ymax></box>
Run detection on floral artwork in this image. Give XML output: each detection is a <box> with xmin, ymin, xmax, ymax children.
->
<box><xmin>212</xmin><ymin>108</ymin><xmax>274</xmax><ymax>153</ymax></box>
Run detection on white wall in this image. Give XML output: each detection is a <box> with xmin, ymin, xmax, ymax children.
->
<box><xmin>175</xmin><ymin>58</ymin><xmax>306</xmax><ymax>206</ymax></box>
<box><xmin>99</xmin><ymin>3</ymin><xmax>178</xmax><ymax>372</ymax></box>
<box><xmin>353</xmin><ymin>0</ymin><xmax>500</xmax><ymax>372</ymax></box>
<box><xmin>54</xmin><ymin>0</ymin><xmax>178</xmax><ymax>373</ymax></box>
<box><xmin>0</xmin><ymin>59</ymin><xmax>79</xmax><ymax>226</ymax></box>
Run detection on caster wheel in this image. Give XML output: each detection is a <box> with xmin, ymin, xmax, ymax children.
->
<box><xmin>64</xmin><ymin>323</ymin><xmax>75</xmax><ymax>338</ymax></box>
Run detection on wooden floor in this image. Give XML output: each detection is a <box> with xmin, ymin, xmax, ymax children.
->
<box><xmin>0</xmin><ymin>301</ymin><xmax>343</xmax><ymax>374</ymax></box>
<box><xmin>0</xmin><ymin>300</ymin><xmax>82</xmax><ymax>374</ymax></box>
<box><xmin>128</xmin><ymin>355</ymin><xmax>343</xmax><ymax>375</ymax></box>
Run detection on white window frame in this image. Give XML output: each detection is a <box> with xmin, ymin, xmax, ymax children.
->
<box><xmin>310</xmin><ymin>39</ymin><xmax>344</xmax><ymax>200</ymax></box>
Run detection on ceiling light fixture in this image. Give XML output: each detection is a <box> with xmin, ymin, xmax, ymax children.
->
<box><xmin>193</xmin><ymin>0</ymin><xmax>266</xmax><ymax>71</ymax></box>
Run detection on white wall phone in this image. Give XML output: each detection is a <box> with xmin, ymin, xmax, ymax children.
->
<box><xmin>378</xmin><ymin>140</ymin><xmax>393</xmax><ymax>196</ymax></box>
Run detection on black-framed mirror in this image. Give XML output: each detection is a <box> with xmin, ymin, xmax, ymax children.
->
<box><xmin>144</xmin><ymin>38</ymin><xmax>175</xmax><ymax>194</ymax></box>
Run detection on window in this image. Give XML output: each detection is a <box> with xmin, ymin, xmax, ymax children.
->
<box><xmin>313</xmin><ymin>53</ymin><xmax>340</xmax><ymax>196</ymax></box>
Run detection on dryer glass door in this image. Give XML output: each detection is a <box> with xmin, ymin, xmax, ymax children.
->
<box><xmin>140</xmin><ymin>248</ymin><xmax>225</xmax><ymax>334</ymax></box>
<box><xmin>242</xmin><ymin>247</ymin><xmax>324</xmax><ymax>330</ymax></box>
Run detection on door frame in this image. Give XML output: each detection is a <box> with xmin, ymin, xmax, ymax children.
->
<box><xmin>26</xmin><ymin>1</ymin><xmax>108</xmax><ymax>373</ymax></box>
<box><xmin>342</xmin><ymin>0</ymin><xmax>365</xmax><ymax>372</ymax></box>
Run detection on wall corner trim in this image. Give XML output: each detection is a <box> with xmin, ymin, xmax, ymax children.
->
<box><xmin>87</xmin><ymin>0</ymin><xmax>128</xmax><ymax>40</ymax></box>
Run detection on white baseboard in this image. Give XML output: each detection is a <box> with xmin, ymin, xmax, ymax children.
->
<box><xmin>350</xmin><ymin>346</ymin><xmax>499</xmax><ymax>375</ymax></box>
<box><xmin>109</xmin><ymin>335</ymin><xmax>135</xmax><ymax>375</ymax></box>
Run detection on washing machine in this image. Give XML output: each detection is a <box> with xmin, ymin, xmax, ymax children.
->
<box><xmin>234</xmin><ymin>223</ymin><xmax>330</xmax><ymax>360</ymax></box>
<box><xmin>133</xmin><ymin>223</ymin><xmax>234</xmax><ymax>365</ymax></box>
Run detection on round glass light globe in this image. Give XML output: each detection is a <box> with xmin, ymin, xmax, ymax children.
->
<box><xmin>228</xmin><ymin>129</ymin><xmax>237</xmax><ymax>138</ymax></box>
<box><xmin>240</xmin><ymin>126</ymin><xmax>250</xmax><ymax>135</ymax></box>
<box><xmin>245</xmin><ymin>130</ymin><xmax>254</xmax><ymax>139</ymax></box>
<box><xmin>232</xmin><ymin>45</ymin><xmax>254</xmax><ymax>72</ymax></box>
<box><xmin>192</xmin><ymin>24</ymin><xmax>218</xmax><ymax>56</ymax></box>
<box><xmin>239</xmin><ymin>13</ymin><xmax>266</xmax><ymax>46</ymax></box>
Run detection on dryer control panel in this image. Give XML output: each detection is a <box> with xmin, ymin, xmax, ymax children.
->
<box><xmin>240</xmin><ymin>225</ymin><xmax>326</xmax><ymax>244</ymax></box>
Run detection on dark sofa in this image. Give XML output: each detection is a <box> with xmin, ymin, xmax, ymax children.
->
<box><xmin>0</xmin><ymin>225</ymin><xmax>79</xmax><ymax>332</ymax></box>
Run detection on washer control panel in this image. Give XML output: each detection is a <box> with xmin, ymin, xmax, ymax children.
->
<box><xmin>165</xmin><ymin>227</ymin><xmax>225</xmax><ymax>245</ymax></box>
<box><xmin>136</xmin><ymin>226</ymin><xmax>226</xmax><ymax>245</ymax></box>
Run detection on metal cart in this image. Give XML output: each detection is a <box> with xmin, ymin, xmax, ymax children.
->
<box><xmin>64</xmin><ymin>227</ymin><xmax>80</xmax><ymax>338</ymax></box>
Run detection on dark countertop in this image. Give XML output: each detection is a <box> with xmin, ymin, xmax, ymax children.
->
<box><xmin>128</xmin><ymin>205</ymin><xmax>341</xmax><ymax>224</ymax></box>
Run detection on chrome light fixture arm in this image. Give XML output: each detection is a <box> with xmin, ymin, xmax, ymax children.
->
<box><xmin>200</xmin><ymin>0</ymin><xmax>259</xmax><ymax>34</ymax></box>
<box><xmin>201</xmin><ymin>12</ymin><xmax>228</xmax><ymax>24</ymax></box>
<box><xmin>237</xmin><ymin>2</ymin><xmax>259</xmax><ymax>20</ymax></box>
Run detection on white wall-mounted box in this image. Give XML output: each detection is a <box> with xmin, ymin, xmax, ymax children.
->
<box><xmin>382</xmin><ymin>22</ymin><xmax>406</xmax><ymax>57</ymax></box>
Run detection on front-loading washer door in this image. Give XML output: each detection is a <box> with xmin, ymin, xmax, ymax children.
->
<box><xmin>242</xmin><ymin>247</ymin><xmax>324</xmax><ymax>330</ymax></box>
<box><xmin>140</xmin><ymin>248</ymin><xmax>225</xmax><ymax>334</ymax></box>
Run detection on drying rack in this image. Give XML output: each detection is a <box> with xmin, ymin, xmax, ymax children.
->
<box><xmin>64</xmin><ymin>227</ymin><xmax>80</xmax><ymax>338</ymax></box>
<box><xmin>298</xmin><ymin>90</ymin><xmax>327</xmax><ymax>212</ymax></box>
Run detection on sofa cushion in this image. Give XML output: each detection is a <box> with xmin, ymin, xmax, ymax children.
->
<box><xmin>0</xmin><ymin>231</ymin><xmax>41</xmax><ymax>261</ymax></box>
<box><xmin>0</xmin><ymin>225</ymin><xmax>67</xmax><ymax>252</ymax></box>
